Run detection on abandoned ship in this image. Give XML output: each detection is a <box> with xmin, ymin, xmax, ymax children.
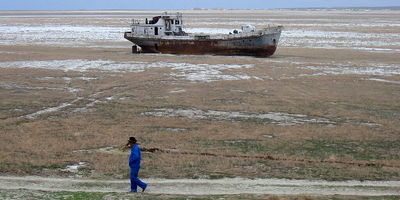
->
<box><xmin>124</xmin><ymin>12</ymin><xmax>282</xmax><ymax>57</ymax></box>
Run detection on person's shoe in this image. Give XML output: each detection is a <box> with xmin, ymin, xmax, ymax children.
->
<box><xmin>142</xmin><ymin>185</ymin><xmax>147</xmax><ymax>192</ymax></box>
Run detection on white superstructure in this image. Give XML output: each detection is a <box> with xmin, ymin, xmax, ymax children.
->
<box><xmin>130</xmin><ymin>12</ymin><xmax>186</xmax><ymax>36</ymax></box>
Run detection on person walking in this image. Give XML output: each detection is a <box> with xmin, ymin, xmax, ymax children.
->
<box><xmin>127</xmin><ymin>137</ymin><xmax>147</xmax><ymax>192</ymax></box>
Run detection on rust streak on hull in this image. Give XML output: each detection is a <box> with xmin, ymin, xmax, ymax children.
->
<box><xmin>124</xmin><ymin>33</ymin><xmax>279</xmax><ymax>57</ymax></box>
<box><xmin>124</xmin><ymin>12</ymin><xmax>282</xmax><ymax>57</ymax></box>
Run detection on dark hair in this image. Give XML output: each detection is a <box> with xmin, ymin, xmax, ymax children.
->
<box><xmin>128</xmin><ymin>137</ymin><xmax>137</xmax><ymax>143</ymax></box>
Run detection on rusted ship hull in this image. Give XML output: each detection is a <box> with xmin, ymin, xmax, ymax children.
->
<box><xmin>124</xmin><ymin>29</ymin><xmax>281</xmax><ymax>57</ymax></box>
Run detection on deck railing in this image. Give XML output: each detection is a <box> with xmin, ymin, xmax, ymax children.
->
<box><xmin>125</xmin><ymin>26</ymin><xmax>282</xmax><ymax>40</ymax></box>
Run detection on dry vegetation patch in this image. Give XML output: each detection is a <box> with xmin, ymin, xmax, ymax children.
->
<box><xmin>1</xmin><ymin>10</ymin><xmax>400</xmax><ymax>182</ymax></box>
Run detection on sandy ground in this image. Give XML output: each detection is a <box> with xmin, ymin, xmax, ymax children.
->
<box><xmin>1</xmin><ymin>176</ymin><xmax>400</xmax><ymax>196</ymax></box>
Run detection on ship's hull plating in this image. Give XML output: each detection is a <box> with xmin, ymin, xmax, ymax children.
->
<box><xmin>124</xmin><ymin>29</ymin><xmax>282</xmax><ymax>57</ymax></box>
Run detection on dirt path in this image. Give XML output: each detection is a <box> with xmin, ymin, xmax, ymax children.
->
<box><xmin>1</xmin><ymin>176</ymin><xmax>399</xmax><ymax>196</ymax></box>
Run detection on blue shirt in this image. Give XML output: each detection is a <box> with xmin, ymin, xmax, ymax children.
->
<box><xmin>129</xmin><ymin>144</ymin><xmax>141</xmax><ymax>168</ymax></box>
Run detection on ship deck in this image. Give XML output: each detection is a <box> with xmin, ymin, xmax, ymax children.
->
<box><xmin>125</xmin><ymin>26</ymin><xmax>282</xmax><ymax>41</ymax></box>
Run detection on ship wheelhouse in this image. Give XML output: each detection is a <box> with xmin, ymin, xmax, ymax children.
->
<box><xmin>130</xmin><ymin>12</ymin><xmax>186</xmax><ymax>36</ymax></box>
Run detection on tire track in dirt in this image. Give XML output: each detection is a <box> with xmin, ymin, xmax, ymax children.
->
<box><xmin>8</xmin><ymin>84</ymin><xmax>129</xmax><ymax>121</ymax></box>
<box><xmin>0</xmin><ymin>176</ymin><xmax>399</xmax><ymax>196</ymax></box>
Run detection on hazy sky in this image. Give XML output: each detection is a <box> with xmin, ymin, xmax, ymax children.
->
<box><xmin>1</xmin><ymin>0</ymin><xmax>399</xmax><ymax>10</ymax></box>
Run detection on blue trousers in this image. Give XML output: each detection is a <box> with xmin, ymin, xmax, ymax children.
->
<box><xmin>130</xmin><ymin>167</ymin><xmax>147</xmax><ymax>192</ymax></box>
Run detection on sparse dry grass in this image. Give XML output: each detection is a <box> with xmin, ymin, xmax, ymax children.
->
<box><xmin>0</xmin><ymin>11</ymin><xmax>400</xmax><ymax>182</ymax></box>
<box><xmin>1</xmin><ymin>56</ymin><xmax>399</xmax><ymax>180</ymax></box>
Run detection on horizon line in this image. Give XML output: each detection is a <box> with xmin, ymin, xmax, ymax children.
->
<box><xmin>1</xmin><ymin>5</ymin><xmax>399</xmax><ymax>12</ymax></box>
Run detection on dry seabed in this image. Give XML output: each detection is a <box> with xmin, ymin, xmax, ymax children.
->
<box><xmin>142</xmin><ymin>108</ymin><xmax>335</xmax><ymax>126</ymax></box>
<box><xmin>0</xmin><ymin>176</ymin><xmax>400</xmax><ymax>196</ymax></box>
<box><xmin>0</xmin><ymin>59</ymin><xmax>258</xmax><ymax>82</ymax></box>
<box><xmin>0</xmin><ymin>10</ymin><xmax>399</xmax><ymax>192</ymax></box>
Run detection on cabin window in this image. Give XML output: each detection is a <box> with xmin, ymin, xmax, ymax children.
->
<box><xmin>176</xmin><ymin>20</ymin><xmax>179</xmax><ymax>24</ymax></box>
<box><xmin>166</xmin><ymin>21</ymin><xmax>171</xmax><ymax>30</ymax></box>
